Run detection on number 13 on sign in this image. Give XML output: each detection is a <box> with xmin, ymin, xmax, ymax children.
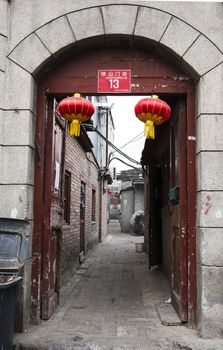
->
<box><xmin>97</xmin><ymin>70</ymin><xmax>131</xmax><ymax>93</ymax></box>
<box><xmin>109</xmin><ymin>79</ymin><xmax>119</xmax><ymax>89</ymax></box>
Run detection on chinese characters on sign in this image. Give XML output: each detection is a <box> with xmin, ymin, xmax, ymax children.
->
<box><xmin>97</xmin><ymin>70</ymin><xmax>131</xmax><ymax>93</ymax></box>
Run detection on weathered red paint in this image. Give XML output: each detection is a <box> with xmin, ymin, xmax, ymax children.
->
<box><xmin>31</xmin><ymin>88</ymin><xmax>46</xmax><ymax>322</ymax></box>
<box><xmin>32</xmin><ymin>45</ymin><xmax>196</xmax><ymax>324</ymax></box>
<box><xmin>32</xmin><ymin>95</ymin><xmax>65</xmax><ymax>322</ymax></box>
<box><xmin>186</xmin><ymin>92</ymin><xmax>197</xmax><ymax>325</ymax></box>
<box><xmin>39</xmin><ymin>47</ymin><xmax>193</xmax><ymax>95</ymax></box>
<box><xmin>41</xmin><ymin>99</ymin><xmax>65</xmax><ymax>320</ymax></box>
<box><xmin>170</xmin><ymin>99</ymin><xmax>188</xmax><ymax>322</ymax></box>
<box><xmin>41</xmin><ymin>98</ymin><xmax>55</xmax><ymax>320</ymax></box>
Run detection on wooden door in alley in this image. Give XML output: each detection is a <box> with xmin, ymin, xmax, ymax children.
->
<box><xmin>80</xmin><ymin>182</ymin><xmax>86</xmax><ymax>255</ymax></box>
<box><xmin>148</xmin><ymin>166</ymin><xmax>162</xmax><ymax>268</ymax></box>
<box><xmin>41</xmin><ymin>98</ymin><xmax>66</xmax><ymax>319</ymax></box>
<box><xmin>169</xmin><ymin>99</ymin><xmax>188</xmax><ymax>322</ymax></box>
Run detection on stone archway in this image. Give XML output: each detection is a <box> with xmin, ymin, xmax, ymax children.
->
<box><xmin>33</xmin><ymin>43</ymin><xmax>196</xmax><ymax>325</ymax></box>
<box><xmin>1</xmin><ymin>2</ymin><xmax>223</xmax><ymax>337</ymax></box>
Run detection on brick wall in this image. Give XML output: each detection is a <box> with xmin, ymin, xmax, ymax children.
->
<box><xmin>60</xmin><ymin>133</ymin><xmax>100</xmax><ymax>284</ymax></box>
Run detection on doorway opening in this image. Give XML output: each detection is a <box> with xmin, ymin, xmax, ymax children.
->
<box><xmin>100</xmin><ymin>94</ymin><xmax>190</xmax><ymax>322</ymax></box>
<box><xmin>32</xmin><ymin>45</ymin><xmax>196</xmax><ymax>326</ymax></box>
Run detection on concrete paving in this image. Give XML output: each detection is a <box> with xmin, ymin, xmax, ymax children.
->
<box><xmin>14</xmin><ymin>221</ymin><xmax>223</xmax><ymax>349</ymax></box>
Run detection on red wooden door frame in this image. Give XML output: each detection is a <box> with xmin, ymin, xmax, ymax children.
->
<box><xmin>31</xmin><ymin>94</ymin><xmax>66</xmax><ymax>322</ymax></box>
<box><xmin>41</xmin><ymin>99</ymin><xmax>65</xmax><ymax>320</ymax></box>
<box><xmin>170</xmin><ymin>99</ymin><xmax>188</xmax><ymax>322</ymax></box>
<box><xmin>186</xmin><ymin>91</ymin><xmax>196</xmax><ymax>323</ymax></box>
<box><xmin>31</xmin><ymin>87</ymin><xmax>45</xmax><ymax>322</ymax></box>
<box><xmin>31</xmin><ymin>46</ymin><xmax>196</xmax><ymax>324</ymax></box>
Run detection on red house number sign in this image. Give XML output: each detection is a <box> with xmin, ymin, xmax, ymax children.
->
<box><xmin>97</xmin><ymin>70</ymin><xmax>131</xmax><ymax>93</ymax></box>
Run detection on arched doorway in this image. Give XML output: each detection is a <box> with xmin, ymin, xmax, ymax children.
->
<box><xmin>32</xmin><ymin>45</ymin><xmax>196</xmax><ymax>325</ymax></box>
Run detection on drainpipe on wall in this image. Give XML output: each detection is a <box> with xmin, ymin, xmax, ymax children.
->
<box><xmin>105</xmin><ymin>110</ymin><xmax>109</xmax><ymax>169</ymax></box>
<box><xmin>98</xmin><ymin>168</ymin><xmax>112</xmax><ymax>242</ymax></box>
<box><xmin>98</xmin><ymin>176</ymin><xmax>102</xmax><ymax>243</ymax></box>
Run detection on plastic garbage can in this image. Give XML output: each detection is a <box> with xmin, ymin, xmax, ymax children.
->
<box><xmin>0</xmin><ymin>275</ymin><xmax>22</xmax><ymax>350</ymax></box>
<box><xmin>0</xmin><ymin>219</ymin><xmax>29</xmax><ymax>349</ymax></box>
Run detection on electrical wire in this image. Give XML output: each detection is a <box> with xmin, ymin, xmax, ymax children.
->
<box><xmin>108</xmin><ymin>157</ymin><xmax>143</xmax><ymax>172</ymax></box>
<box><xmin>119</xmin><ymin>132</ymin><xmax>144</xmax><ymax>150</ymax></box>
<box><xmin>122</xmin><ymin>139</ymin><xmax>146</xmax><ymax>151</ymax></box>
<box><xmin>82</xmin><ymin>124</ymin><xmax>141</xmax><ymax>166</ymax></box>
<box><xmin>109</xmin><ymin>132</ymin><xmax>144</xmax><ymax>160</ymax></box>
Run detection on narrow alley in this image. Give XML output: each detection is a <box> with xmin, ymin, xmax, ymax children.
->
<box><xmin>14</xmin><ymin>221</ymin><xmax>223</xmax><ymax>350</ymax></box>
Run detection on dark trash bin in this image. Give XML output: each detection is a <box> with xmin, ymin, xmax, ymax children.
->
<box><xmin>0</xmin><ymin>275</ymin><xmax>22</xmax><ymax>350</ymax></box>
<box><xmin>0</xmin><ymin>219</ymin><xmax>28</xmax><ymax>350</ymax></box>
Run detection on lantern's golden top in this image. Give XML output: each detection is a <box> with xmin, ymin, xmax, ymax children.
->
<box><xmin>147</xmin><ymin>95</ymin><xmax>159</xmax><ymax>99</ymax></box>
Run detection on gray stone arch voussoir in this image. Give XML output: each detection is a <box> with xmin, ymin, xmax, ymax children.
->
<box><xmin>7</xmin><ymin>4</ymin><xmax>222</xmax><ymax>81</ymax></box>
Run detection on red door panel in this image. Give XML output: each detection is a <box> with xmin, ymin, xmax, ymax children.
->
<box><xmin>170</xmin><ymin>99</ymin><xmax>188</xmax><ymax>322</ymax></box>
<box><xmin>41</xmin><ymin>98</ymin><xmax>65</xmax><ymax>320</ymax></box>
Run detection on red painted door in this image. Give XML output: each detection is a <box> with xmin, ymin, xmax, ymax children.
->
<box><xmin>170</xmin><ymin>99</ymin><xmax>188</xmax><ymax>322</ymax></box>
<box><xmin>41</xmin><ymin>98</ymin><xmax>66</xmax><ymax>320</ymax></box>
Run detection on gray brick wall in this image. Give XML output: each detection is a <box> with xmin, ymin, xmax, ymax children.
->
<box><xmin>61</xmin><ymin>134</ymin><xmax>99</xmax><ymax>284</ymax></box>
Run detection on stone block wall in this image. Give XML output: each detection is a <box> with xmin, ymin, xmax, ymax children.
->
<box><xmin>196</xmin><ymin>61</ymin><xmax>223</xmax><ymax>338</ymax></box>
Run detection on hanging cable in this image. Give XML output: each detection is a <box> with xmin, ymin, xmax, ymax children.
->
<box><xmin>82</xmin><ymin>123</ymin><xmax>141</xmax><ymax>166</ymax></box>
<box><xmin>119</xmin><ymin>132</ymin><xmax>144</xmax><ymax>150</ymax></box>
<box><xmin>108</xmin><ymin>157</ymin><xmax>143</xmax><ymax>172</ymax></box>
<box><xmin>122</xmin><ymin>139</ymin><xmax>146</xmax><ymax>151</ymax></box>
<box><xmin>109</xmin><ymin>132</ymin><xmax>144</xmax><ymax>160</ymax></box>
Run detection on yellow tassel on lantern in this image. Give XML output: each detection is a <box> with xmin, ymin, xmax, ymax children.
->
<box><xmin>69</xmin><ymin>119</ymin><xmax>81</xmax><ymax>137</ymax></box>
<box><xmin>144</xmin><ymin>120</ymin><xmax>155</xmax><ymax>139</ymax></box>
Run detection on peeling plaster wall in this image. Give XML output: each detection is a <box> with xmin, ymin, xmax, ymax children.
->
<box><xmin>0</xmin><ymin>0</ymin><xmax>223</xmax><ymax>337</ymax></box>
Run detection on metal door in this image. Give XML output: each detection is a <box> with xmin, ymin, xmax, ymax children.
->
<box><xmin>169</xmin><ymin>99</ymin><xmax>188</xmax><ymax>322</ymax></box>
<box><xmin>41</xmin><ymin>98</ymin><xmax>65</xmax><ymax>320</ymax></box>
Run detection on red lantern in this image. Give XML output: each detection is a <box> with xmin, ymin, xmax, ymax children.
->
<box><xmin>57</xmin><ymin>93</ymin><xmax>94</xmax><ymax>137</ymax></box>
<box><xmin>134</xmin><ymin>95</ymin><xmax>171</xmax><ymax>139</ymax></box>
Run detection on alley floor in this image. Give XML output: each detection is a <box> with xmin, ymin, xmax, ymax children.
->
<box><xmin>15</xmin><ymin>221</ymin><xmax>223</xmax><ymax>350</ymax></box>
